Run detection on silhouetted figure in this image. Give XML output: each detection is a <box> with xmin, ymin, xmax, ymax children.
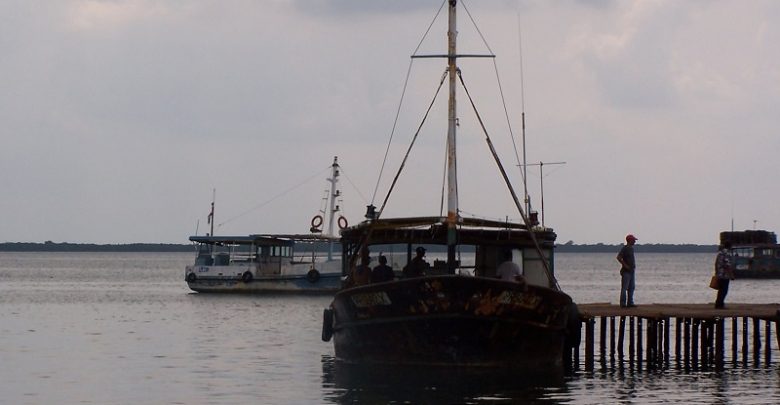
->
<box><xmin>403</xmin><ymin>246</ymin><xmax>429</xmax><ymax>278</ymax></box>
<box><xmin>371</xmin><ymin>255</ymin><xmax>395</xmax><ymax>283</ymax></box>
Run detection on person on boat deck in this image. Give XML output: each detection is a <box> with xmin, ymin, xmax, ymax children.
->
<box><xmin>371</xmin><ymin>255</ymin><xmax>395</xmax><ymax>283</ymax></box>
<box><xmin>352</xmin><ymin>251</ymin><xmax>372</xmax><ymax>286</ymax></box>
<box><xmin>496</xmin><ymin>250</ymin><xmax>524</xmax><ymax>283</ymax></box>
<box><xmin>714</xmin><ymin>241</ymin><xmax>735</xmax><ymax>309</ymax></box>
<box><xmin>617</xmin><ymin>234</ymin><xmax>638</xmax><ymax>308</ymax></box>
<box><xmin>403</xmin><ymin>246</ymin><xmax>429</xmax><ymax>278</ymax></box>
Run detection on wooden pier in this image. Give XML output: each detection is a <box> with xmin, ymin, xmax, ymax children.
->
<box><xmin>568</xmin><ymin>303</ymin><xmax>780</xmax><ymax>372</ymax></box>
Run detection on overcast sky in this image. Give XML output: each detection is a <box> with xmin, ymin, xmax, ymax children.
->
<box><xmin>2</xmin><ymin>0</ymin><xmax>778</xmax><ymax>245</ymax></box>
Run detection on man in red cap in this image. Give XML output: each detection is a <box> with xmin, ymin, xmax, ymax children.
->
<box><xmin>616</xmin><ymin>234</ymin><xmax>638</xmax><ymax>307</ymax></box>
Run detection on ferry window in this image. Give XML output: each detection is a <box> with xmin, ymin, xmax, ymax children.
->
<box><xmin>733</xmin><ymin>248</ymin><xmax>753</xmax><ymax>258</ymax></box>
<box><xmin>761</xmin><ymin>249</ymin><xmax>773</xmax><ymax>256</ymax></box>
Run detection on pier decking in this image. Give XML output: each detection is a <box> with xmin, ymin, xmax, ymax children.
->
<box><xmin>568</xmin><ymin>303</ymin><xmax>780</xmax><ymax>372</ymax></box>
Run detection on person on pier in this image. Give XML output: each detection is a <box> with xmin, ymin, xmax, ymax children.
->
<box><xmin>714</xmin><ymin>241</ymin><xmax>735</xmax><ymax>309</ymax></box>
<box><xmin>617</xmin><ymin>234</ymin><xmax>638</xmax><ymax>308</ymax></box>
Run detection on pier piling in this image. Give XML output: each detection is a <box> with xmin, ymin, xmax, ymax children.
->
<box><xmin>571</xmin><ymin>303</ymin><xmax>780</xmax><ymax>372</ymax></box>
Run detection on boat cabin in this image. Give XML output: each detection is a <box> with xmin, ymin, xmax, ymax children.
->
<box><xmin>340</xmin><ymin>217</ymin><xmax>558</xmax><ymax>288</ymax></box>
<box><xmin>720</xmin><ymin>230</ymin><xmax>780</xmax><ymax>278</ymax></box>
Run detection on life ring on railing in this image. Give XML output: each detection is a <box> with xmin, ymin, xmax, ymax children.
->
<box><xmin>307</xmin><ymin>269</ymin><xmax>321</xmax><ymax>283</ymax></box>
<box><xmin>311</xmin><ymin>215</ymin><xmax>323</xmax><ymax>228</ymax></box>
<box><xmin>337</xmin><ymin>216</ymin><xmax>348</xmax><ymax>229</ymax></box>
<box><xmin>186</xmin><ymin>272</ymin><xmax>197</xmax><ymax>283</ymax></box>
<box><xmin>242</xmin><ymin>271</ymin><xmax>254</xmax><ymax>283</ymax></box>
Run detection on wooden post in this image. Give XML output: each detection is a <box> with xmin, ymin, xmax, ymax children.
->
<box><xmin>743</xmin><ymin>317</ymin><xmax>749</xmax><ymax>366</ymax></box>
<box><xmin>637</xmin><ymin>318</ymin><xmax>644</xmax><ymax>369</ymax></box>
<box><xmin>732</xmin><ymin>317</ymin><xmax>738</xmax><ymax>366</ymax></box>
<box><xmin>610</xmin><ymin>316</ymin><xmax>616</xmax><ymax>363</ymax></box>
<box><xmin>585</xmin><ymin>318</ymin><xmax>595</xmax><ymax>371</ymax></box>
<box><xmin>776</xmin><ymin>311</ymin><xmax>780</xmax><ymax>356</ymax></box>
<box><xmin>618</xmin><ymin>316</ymin><xmax>625</xmax><ymax>361</ymax></box>
<box><xmin>684</xmin><ymin>318</ymin><xmax>691</xmax><ymax>370</ymax></box>
<box><xmin>629</xmin><ymin>317</ymin><xmax>635</xmax><ymax>366</ymax></box>
<box><xmin>600</xmin><ymin>316</ymin><xmax>607</xmax><ymax>369</ymax></box>
<box><xmin>700</xmin><ymin>319</ymin><xmax>708</xmax><ymax>369</ymax></box>
<box><xmin>663</xmin><ymin>318</ymin><xmax>670</xmax><ymax>366</ymax></box>
<box><xmin>692</xmin><ymin>319</ymin><xmax>699</xmax><ymax>371</ymax></box>
<box><xmin>707</xmin><ymin>320</ymin><xmax>715</xmax><ymax>369</ymax></box>
<box><xmin>675</xmin><ymin>317</ymin><xmax>682</xmax><ymax>368</ymax></box>
<box><xmin>646</xmin><ymin>319</ymin><xmax>655</xmax><ymax>370</ymax></box>
<box><xmin>753</xmin><ymin>317</ymin><xmax>761</xmax><ymax>366</ymax></box>
<box><xmin>765</xmin><ymin>319</ymin><xmax>771</xmax><ymax>366</ymax></box>
<box><xmin>715</xmin><ymin>317</ymin><xmax>725</xmax><ymax>370</ymax></box>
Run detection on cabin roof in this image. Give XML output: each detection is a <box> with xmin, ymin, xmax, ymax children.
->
<box><xmin>188</xmin><ymin>234</ymin><xmax>337</xmax><ymax>246</ymax></box>
<box><xmin>341</xmin><ymin>216</ymin><xmax>555</xmax><ymax>247</ymax></box>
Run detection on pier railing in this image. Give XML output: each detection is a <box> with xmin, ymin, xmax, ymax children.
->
<box><xmin>568</xmin><ymin>303</ymin><xmax>780</xmax><ymax>372</ymax></box>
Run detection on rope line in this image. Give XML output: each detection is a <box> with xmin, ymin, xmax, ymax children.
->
<box><xmin>371</xmin><ymin>0</ymin><xmax>448</xmax><ymax>205</ymax></box>
<box><xmin>458</xmin><ymin>70</ymin><xmax>560</xmax><ymax>291</ymax></box>
<box><xmin>377</xmin><ymin>70</ymin><xmax>449</xmax><ymax>217</ymax></box>
<box><xmin>216</xmin><ymin>165</ymin><xmax>331</xmax><ymax>228</ymax></box>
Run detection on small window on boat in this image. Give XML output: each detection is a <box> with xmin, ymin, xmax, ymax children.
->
<box><xmin>761</xmin><ymin>249</ymin><xmax>773</xmax><ymax>257</ymax></box>
<box><xmin>733</xmin><ymin>248</ymin><xmax>754</xmax><ymax>258</ymax></box>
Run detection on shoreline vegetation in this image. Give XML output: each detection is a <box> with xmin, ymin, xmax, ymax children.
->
<box><xmin>0</xmin><ymin>241</ymin><xmax>718</xmax><ymax>253</ymax></box>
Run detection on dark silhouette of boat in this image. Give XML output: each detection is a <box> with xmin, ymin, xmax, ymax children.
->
<box><xmin>721</xmin><ymin>230</ymin><xmax>780</xmax><ymax>278</ymax></box>
<box><xmin>322</xmin><ymin>0</ymin><xmax>578</xmax><ymax>373</ymax></box>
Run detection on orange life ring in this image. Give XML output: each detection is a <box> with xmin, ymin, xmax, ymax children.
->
<box><xmin>338</xmin><ymin>216</ymin><xmax>348</xmax><ymax>229</ymax></box>
<box><xmin>311</xmin><ymin>215</ymin><xmax>323</xmax><ymax>228</ymax></box>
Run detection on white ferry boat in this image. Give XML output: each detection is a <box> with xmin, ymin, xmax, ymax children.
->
<box><xmin>185</xmin><ymin>157</ymin><xmax>346</xmax><ymax>293</ymax></box>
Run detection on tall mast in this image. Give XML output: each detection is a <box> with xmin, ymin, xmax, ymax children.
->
<box><xmin>326</xmin><ymin>156</ymin><xmax>341</xmax><ymax>260</ymax></box>
<box><xmin>446</xmin><ymin>0</ymin><xmax>458</xmax><ymax>274</ymax></box>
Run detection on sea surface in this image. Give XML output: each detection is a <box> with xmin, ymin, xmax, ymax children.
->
<box><xmin>1</xmin><ymin>251</ymin><xmax>778</xmax><ymax>404</ymax></box>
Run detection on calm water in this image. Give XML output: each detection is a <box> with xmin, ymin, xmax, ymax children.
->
<box><xmin>1</xmin><ymin>252</ymin><xmax>778</xmax><ymax>404</ymax></box>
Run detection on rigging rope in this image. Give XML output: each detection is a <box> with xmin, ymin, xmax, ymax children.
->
<box><xmin>338</xmin><ymin>167</ymin><xmax>369</xmax><ymax>205</ymax></box>
<box><xmin>463</xmin><ymin>0</ymin><xmax>528</xmax><ymax>196</ymax></box>
<box><xmin>371</xmin><ymin>0</ymin><xmax>448</xmax><ymax>205</ymax></box>
<box><xmin>216</xmin><ymin>165</ymin><xmax>332</xmax><ymax>228</ymax></box>
<box><xmin>377</xmin><ymin>70</ymin><xmax>449</xmax><ymax>217</ymax></box>
<box><xmin>457</xmin><ymin>70</ymin><xmax>561</xmax><ymax>291</ymax></box>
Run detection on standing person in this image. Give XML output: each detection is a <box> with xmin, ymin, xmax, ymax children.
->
<box><xmin>371</xmin><ymin>255</ymin><xmax>395</xmax><ymax>283</ymax></box>
<box><xmin>496</xmin><ymin>250</ymin><xmax>524</xmax><ymax>283</ymax></box>
<box><xmin>403</xmin><ymin>246</ymin><xmax>429</xmax><ymax>278</ymax></box>
<box><xmin>714</xmin><ymin>242</ymin><xmax>735</xmax><ymax>309</ymax></box>
<box><xmin>616</xmin><ymin>234</ymin><xmax>638</xmax><ymax>308</ymax></box>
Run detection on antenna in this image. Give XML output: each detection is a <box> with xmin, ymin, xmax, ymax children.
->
<box><xmin>520</xmin><ymin>161</ymin><xmax>565</xmax><ymax>227</ymax></box>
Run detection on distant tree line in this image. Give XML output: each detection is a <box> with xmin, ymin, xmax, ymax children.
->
<box><xmin>0</xmin><ymin>241</ymin><xmax>194</xmax><ymax>252</ymax></box>
<box><xmin>0</xmin><ymin>240</ymin><xmax>718</xmax><ymax>253</ymax></box>
<box><xmin>555</xmin><ymin>241</ymin><xmax>718</xmax><ymax>253</ymax></box>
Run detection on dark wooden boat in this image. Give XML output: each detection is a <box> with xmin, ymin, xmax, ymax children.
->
<box><xmin>322</xmin><ymin>0</ymin><xmax>577</xmax><ymax>373</ymax></box>
<box><xmin>721</xmin><ymin>230</ymin><xmax>780</xmax><ymax>278</ymax></box>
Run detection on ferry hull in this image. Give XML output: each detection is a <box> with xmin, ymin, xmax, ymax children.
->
<box><xmin>187</xmin><ymin>274</ymin><xmax>341</xmax><ymax>293</ymax></box>
<box><xmin>327</xmin><ymin>276</ymin><xmax>575</xmax><ymax>371</ymax></box>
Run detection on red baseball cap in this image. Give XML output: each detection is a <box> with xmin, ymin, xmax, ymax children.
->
<box><xmin>626</xmin><ymin>234</ymin><xmax>638</xmax><ymax>242</ymax></box>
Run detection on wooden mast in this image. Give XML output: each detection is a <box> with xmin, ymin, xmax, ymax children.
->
<box><xmin>446</xmin><ymin>0</ymin><xmax>458</xmax><ymax>274</ymax></box>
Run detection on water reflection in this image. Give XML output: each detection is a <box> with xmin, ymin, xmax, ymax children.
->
<box><xmin>320</xmin><ymin>355</ymin><xmax>569</xmax><ymax>404</ymax></box>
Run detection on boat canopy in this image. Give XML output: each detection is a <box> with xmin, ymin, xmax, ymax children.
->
<box><xmin>189</xmin><ymin>234</ymin><xmax>337</xmax><ymax>247</ymax></box>
<box><xmin>341</xmin><ymin>216</ymin><xmax>553</xmax><ymax>247</ymax></box>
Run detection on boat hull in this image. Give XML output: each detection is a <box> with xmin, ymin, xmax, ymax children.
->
<box><xmin>327</xmin><ymin>276</ymin><xmax>574</xmax><ymax>371</ymax></box>
<box><xmin>187</xmin><ymin>273</ymin><xmax>341</xmax><ymax>293</ymax></box>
